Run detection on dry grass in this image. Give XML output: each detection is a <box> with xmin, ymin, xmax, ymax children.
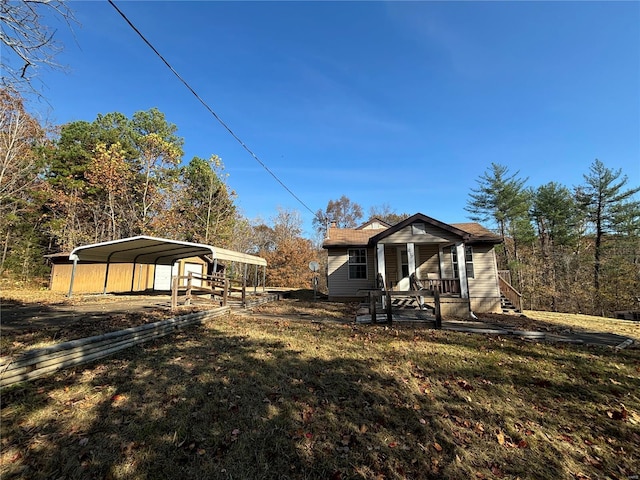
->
<box><xmin>2</xmin><ymin>296</ymin><xmax>639</xmax><ymax>480</ymax></box>
<box><xmin>522</xmin><ymin>311</ymin><xmax>640</xmax><ymax>340</ymax></box>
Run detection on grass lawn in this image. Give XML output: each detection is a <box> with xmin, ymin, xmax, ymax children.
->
<box><xmin>1</xmin><ymin>297</ymin><xmax>639</xmax><ymax>479</ymax></box>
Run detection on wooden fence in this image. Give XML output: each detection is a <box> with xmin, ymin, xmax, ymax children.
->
<box><xmin>1</xmin><ymin>307</ymin><xmax>230</xmax><ymax>389</ymax></box>
<box><xmin>172</xmin><ymin>272</ymin><xmax>229</xmax><ymax>309</ymax></box>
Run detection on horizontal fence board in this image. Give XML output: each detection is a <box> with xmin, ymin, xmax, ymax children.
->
<box><xmin>1</xmin><ymin>307</ymin><xmax>230</xmax><ymax>389</ymax></box>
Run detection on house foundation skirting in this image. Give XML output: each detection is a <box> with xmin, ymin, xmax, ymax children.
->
<box><xmin>470</xmin><ymin>297</ymin><xmax>502</xmax><ymax>314</ymax></box>
<box><xmin>331</xmin><ymin>295</ymin><xmax>502</xmax><ymax>316</ymax></box>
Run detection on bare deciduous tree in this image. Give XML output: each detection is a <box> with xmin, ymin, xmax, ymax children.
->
<box><xmin>0</xmin><ymin>0</ymin><xmax>76</xmax><ymax>94</ymax></box>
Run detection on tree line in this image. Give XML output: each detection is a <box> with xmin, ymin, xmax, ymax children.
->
<box><xmin>2</xmin><ymin>87</ymin><xmax>638</xmax><ymax>316</ymax></box>
<box><xmin>0</xmin><ymin>88</ymin><xmax>317</xmax><ymax>289</ymax></box>
<box><xmin>465</xmin><ymin>161</ymin><xmax>639</xmax><ymax>316</ymax></box>
<box><xmin>3</xmin><ymin>1</ymin><xmax>637</xmax><ymax>316</ymax></box>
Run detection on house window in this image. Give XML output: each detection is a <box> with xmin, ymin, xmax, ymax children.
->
<box><xmin>452</xmin><ymin>245</ymin><xmax>474</xmax><ymax>279</ymax></box>
<box><xmin>348</xmin><ymin>248</ymin><xmax>367</xmax><ymax>279</ymax></box>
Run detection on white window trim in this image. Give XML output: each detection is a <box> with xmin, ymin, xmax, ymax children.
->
<box><xmin>348</xmin><ymin>248</ymin><xmax>368</xmax><ymax>280</ymax></box>
<box><xmin>452</xmin><ymin>245</ymin><xmax>474</xmax><ymax>279</ymax></box>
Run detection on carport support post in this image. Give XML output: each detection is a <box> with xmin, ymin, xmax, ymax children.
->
<box><xmin>262</xmin><ymin>266</ymin><xmax>266</xmax><ymax>292</ymax></box>
<box><xmin>130</xmin><ymin>262</ymin><xmax>137</xmax><ymax>292</ymax></box>
<box><xmin>67</xmin><ymin>254</ymin><xmax>79</xmax><ymax>297</ymax></box>
<box><xmin>103</xmin><ymin>260</ymin><xmax>111</xmax><ymax>295</ymax></box>
<box><xmin>254</xmin><ymin>264</ymin><xmax>258</xmax><ymax>294</ymax></box>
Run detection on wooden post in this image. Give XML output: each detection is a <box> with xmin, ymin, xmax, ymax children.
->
<box><xmin>370</xmin><ymin>292</ymin><xmax>377</xmax><ymax>323</ymax></box>
<box><xmin>171</xmin><ymin>275</ymin><xmax>178</xmax><ymax>310</ymax></box>
<box><xmin>434</xmin><ymin>289</ymin><xmax>442</xmax><ymax>328</ymax></box>
<box><xmin>222</xmin><ymin>278</ymin><xmax>228</xmax><ymax>306</ymax></box>
<box><xmin>185</xmin><ymin>273</ymin><xmax>192</xmax><ymax>306</ymax></box>
<box><xmin>386</xmin><ymin>290</ymin><xmax>392</xmax><ymax>325</ymax></box>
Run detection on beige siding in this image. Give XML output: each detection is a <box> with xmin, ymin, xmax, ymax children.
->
<box><xmin>327</xmin><ymin>248</ymin><xmax>376</xmax><ymax>298</ymax></box>
<box><xmin>378</xmin><ymin>224</ymin><xmax>459</xmax><ymax>245</ymax></box>
<box><xmin>416</xmin><ymin>245</ymin><xmax>440</xmax><ymax>278</ymax></box>
<box><xmin>384</xmin><ymin>246</ymin><xmax>398</xmax><ymax>288</ymax></box>
<box><xmin>441</xmin><ymin>247</ymin><xmax>456</xmax><ymax>278</ymax></box>
<box><xmin>468</xmin><ymin>245</ymin><xmax>500</xmax><ymax>299</ymax></box>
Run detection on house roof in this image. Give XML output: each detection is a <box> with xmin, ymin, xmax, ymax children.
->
<box><xmin>369</xmin><ymin>213</ymin><xmax>471</xmax><ymax>244</ymax></box>
<box><xmin>322</xmin><ymin>213</ymin><xmax>501</xmax><ymax>248</ymax></box>
<box><xmin>450</xmin><ymin>223</ymin><xmax>502</xmax><ymax>244</ymax></box>
<box><xmin>68</xmin><ymin>236</ymin><xmax>267</xmax><ymax>266</ymax></box>
<box><xmin>355</xmin><ymin>218</ymin><xmax>392</xmax><ymax>230</ymax></box>
<box><xmin>323</xmin><ymin>227</ymin><xmax>388</xmax><ymax>247</ymax></box>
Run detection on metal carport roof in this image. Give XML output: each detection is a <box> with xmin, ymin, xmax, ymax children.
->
<box><xmin>69</xmin><ymin>235</ymin><xmax>267</xmax><ymax>266</ymax></box>
<box><xmin>66</xmin><ymin>236</ymin><xmax>267</xmax><ymax>296</ymax></box>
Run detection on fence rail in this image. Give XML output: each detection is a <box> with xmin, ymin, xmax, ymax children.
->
<box><xmin>1</xmin><ymin>307</ymin><xmax>230</xmax><ymax>389</ymax></box>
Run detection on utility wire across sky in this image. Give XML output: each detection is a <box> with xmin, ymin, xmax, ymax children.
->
<box><xmin>107</xmin><ymin>0</ymin><xmax>318</xmax><ymax>219</ymax></box>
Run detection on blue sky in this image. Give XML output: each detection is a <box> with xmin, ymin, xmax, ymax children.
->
<box><xmin>31</xmin><ymin>1</ymin><xmax>640</xmax><ymax>237</ymax></box>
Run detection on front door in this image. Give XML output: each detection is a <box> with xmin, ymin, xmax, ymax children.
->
<box><xmin>396</xmin><ymin>247</ymin><xmax>410</xmax><ymax>290</ymax></box>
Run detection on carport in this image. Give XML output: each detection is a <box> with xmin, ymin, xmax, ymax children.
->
<box><xmin>67</xmin><ymin>236</ymin><xmax>267</xmax><ymax>296</ymax></box>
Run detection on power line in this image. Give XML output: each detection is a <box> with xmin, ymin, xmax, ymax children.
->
<box><xmin>107</xmin><ymin>0</ymin><xmax>317</xmax><ymax>218</ymax></box>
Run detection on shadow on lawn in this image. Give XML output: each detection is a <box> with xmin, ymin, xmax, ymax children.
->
<box><xmin>1</xmin><ymin>319</ymin><xmax>639</xmax><ymax>480</ymax></box>
<box><xmin>2</xmin><ymin>324</ymin><xmax>447</xmax><ymax>479</ymax></box>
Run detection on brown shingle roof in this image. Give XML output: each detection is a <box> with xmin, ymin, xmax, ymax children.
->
<box><xmin>322</xmin><ymin>220</ymin><xmax>501</xmax><ymax>248</ymax></box>
<box><xmin>451</xmin><ymin>223</ymin><xmax>502</xmax><ymax>243</ymax></box>
<box><xmin>322</xmin><ymin>227</ymin><xmax>386</xmax><ymax>247</ymax></box>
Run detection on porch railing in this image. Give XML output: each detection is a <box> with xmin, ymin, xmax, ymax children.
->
<box><xmin>498</xmin><ymin>275</ymin><xmax>522</xmax><ymax>313</ymax></box>
<box><xmin>498</xmin><ymin>270</ymin><xmax>512</xmax><ymax>284</ymax></box>
<box><xmin>415</xmin><ymin>276</ymin><xmax>461</xmax><ymax>296</ymax></box>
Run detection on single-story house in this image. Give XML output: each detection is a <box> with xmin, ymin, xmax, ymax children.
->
<box><xmin>322</xmin><ymin>213</ymin><xmax>506</xmax><ymax>317</ymax></box>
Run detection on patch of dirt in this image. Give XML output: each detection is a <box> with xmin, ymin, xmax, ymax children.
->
<box><xmin>0</xmin><ymin>295</ymin><xmax>215</xmax><ymax>357</ymax></box>
<box><xmin>475</xmin><ymin>313</ymin><xmax>573</xmax><ymax>333</ymax></box>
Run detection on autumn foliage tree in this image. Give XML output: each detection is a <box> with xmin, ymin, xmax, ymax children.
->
<box><xmin>84</xmin><ymin>142</ymin><xmax>131</xmax><ymax>239</ymax></box>
<box><xmin>313</xmin><ymin>195</ymin><xmax>363</xmax><ymax>235</ymax></box>
<box><xmin>252</xmin><ymin>208</ymin><xmax>318</xmax><ymax>288</ymax></box>
<box><xmin>262</xmin><ymin>237</ymin><xmax>316</xmax><ymax>288</ymax></box>
<box><xmin>162</xmin><ymin>155</ymin><xmax>237</xmax><ymax>246</ymax></box>
<box><xmin>0</xmin><ymin>88</ymin><xmax>47</xmax><ymax>276</ymax></box>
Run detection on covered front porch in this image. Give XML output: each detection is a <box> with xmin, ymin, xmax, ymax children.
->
<box><xmin>374</xmin><ymin>242</ymin><xmax>468</xmax><ymax>297</ymax></box>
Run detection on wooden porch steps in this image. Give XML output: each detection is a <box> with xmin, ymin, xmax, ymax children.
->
<box><xmin>500</xmin><ymin>294</ymin><xmax>521</xmax><ymax>314</ymax></box>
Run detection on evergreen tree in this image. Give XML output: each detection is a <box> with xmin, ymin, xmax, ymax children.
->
<box><xmin>465</xmin><ymin>163</ymin><xmax>531</xmax><ymax>270</ymax></box>
<box><xmin>575</xmin><ymin>159</ymin><xmax>640</xmax><ymax>305</ymax></box>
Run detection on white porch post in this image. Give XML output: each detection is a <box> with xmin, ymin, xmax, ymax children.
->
<box><xmin>455</xmin><ymin>242</ymin><xmax>469</xmax><ymax>299</ymax></box>
<box><xmin>376</xmin><ymin>243</ymin><xmax>386</xmax><ymax>287</ymax></box>
<box><xmin>407</xmin><ymin>242</ymin><xmax>416</xmax><ymax>278</ymax></box>
<box><xmin>376</xmin><ymin>243</ymin><xmax>386</xmax><ymax>309</ymax></box>
<box><xmin>438</xmin><ymin>246</ymin><xmax>446</xmax><ymax>277</ymax></box>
